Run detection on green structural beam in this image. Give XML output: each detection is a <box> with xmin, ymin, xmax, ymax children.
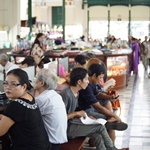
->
<box><xmin>87</xmin><ymin>9</ymin><xmax>89</xmax><ymax>38</ymax></box>
<box><xmin>128</xmin><ymin>5</ymin><xmax>131</xmax><ymax>36</ymax></box>
<box><xmin>149</xmin><ymin>7</ymin><xmax>150</xmax><ymax>36</ymax></box>
<box><xmin>62</xmin><ymin>0</ymin><xmax>65</xmax><ymax>42</ymax></box>
<box><xmin>82</xmin><ymin>0</ymin><xmax>150</xmax><ymax>8</ymax></box>
<box><xmin>108</xmin><ymin>5</ymin><xmax>110</xmax><ymax>36</ymax></box>
<box><xmin>28</xmin><ymin>0</ymin><xmax>32</xmax><ymax>40</ymax></box>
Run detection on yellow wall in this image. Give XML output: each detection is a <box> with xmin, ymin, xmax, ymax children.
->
<box><xmin>0</xmin><ymin>0</ymin><xmax>20</xmax><ymax>46</ymax></box>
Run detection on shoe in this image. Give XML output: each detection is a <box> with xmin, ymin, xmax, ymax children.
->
<box><xmin>105</xmin><ymin>121</ymin><xmax>128</xmax><ymax>131</ymax></box>
<box><xmin>118</xmin><ymin>148</ymin><xmax>129</xmax><ymax>150</ymax></box>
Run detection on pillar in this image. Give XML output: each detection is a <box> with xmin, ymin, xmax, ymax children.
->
<box><xmin>28</xmin><ymin>0</ymin><xmax>32</xmax><ymax>40</ymax></box>
<box><xmin>62</xmin><ymin>0</ymin><xmax>65</xmax><ymax>42</ymax></box>
<box><xmin>128</xmin><ymin>4</ymin><xmax>131</xmax><ymax>36</ymax></box>
<box><xmin>108</xmin><ymin>4</ymin><xmax>110</xmax><ymax>36</ymax></box>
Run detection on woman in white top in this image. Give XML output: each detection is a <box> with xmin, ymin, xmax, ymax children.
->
<box><xmin>33</xmin><ymin>68</ymin><xmax>68</xmax><ymax>150</ymax></box>
<box><xmin>30</xmin><ymin>33</ymin><xmax>49</xmax><ymax>69</ymax></box>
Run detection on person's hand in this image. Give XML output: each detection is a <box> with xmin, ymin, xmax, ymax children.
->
<box><xmin>108</xmin><ymin>116</ymin><xmax>121</xmax><ymax>123</ymax></box>
<box><xmin>115</xmin><ymin>116</ymin><xmax>121</xmax><ymax>123</ymax></box>
<box><xmin>89</xmin><ymin>116</ymin><xmax>96</xmax><ymax>120</ymax></box>
<box><xmin>76</xmin><ymin>110</ymin><xmax>87</xmax><ymax>119</ymax></box>
<box><xmin>110</xmin><ymin>95</ymin><xmax>119</xmax><ymax>101</ymax></box>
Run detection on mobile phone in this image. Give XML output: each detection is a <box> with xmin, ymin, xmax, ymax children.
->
<box><xmin>114</xmin><ymin>95</ymin><xmax>119</xmax><ymax>99</ymax></box>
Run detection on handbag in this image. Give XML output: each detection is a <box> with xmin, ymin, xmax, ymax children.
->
<box><xmin>107</xmin><ymin>89</ymin><xmax>121</xmax><ymax>115</ymax></box>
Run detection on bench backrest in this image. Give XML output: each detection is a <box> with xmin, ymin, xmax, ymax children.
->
<box><xmin>22</xmin><ymin>66</ymin><xmax>35</xmax><ymax>82</ymax></box>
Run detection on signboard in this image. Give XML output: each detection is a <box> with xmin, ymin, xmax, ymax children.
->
<box><xmin>0</xmin><ymin>25</ymin><xmax>9</xmax><ymax>31</ymax></box>
<box><xmin>65</xmin><ymin>0</ymin><xmax>74</xmax><ymax>6</ymax></box>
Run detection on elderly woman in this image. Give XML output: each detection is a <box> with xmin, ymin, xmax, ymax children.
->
<box><xmin>33</xmin><ymin>69</ymin><xmax>68</xmax><ymax>150</ymax></box>
<box><xmin>0</xmin><ymin>68</ymin><xmax>51</xmax><ymax>150</ymax></box>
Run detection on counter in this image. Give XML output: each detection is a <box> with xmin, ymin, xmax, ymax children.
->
<box><xmin>0</xmin><ymin>48</ymin><xmax>12</xmax><ymax>54</ymax></box>
<box><xmin>8</xmin><ymin>48</ymin><xmax>132</xmax><ymax>90</ymax></box>
<box><xmin>92</xmin><ymin>49</ymin><xmax>132</xmax><ymax>90</ymax></box>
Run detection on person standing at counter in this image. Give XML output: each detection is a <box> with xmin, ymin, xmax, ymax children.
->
<box><xmin>131</xmin><ymin>37</ymin><xmax>139</xmax><ymax>74</ymax></box>
<box><xmin>141</xmin><ymin>36</ymin><xmax>149</xmax><ymax>70</ymax></box>
<box><xmin>30</xmin><ymin>33</ymin><xmax>49</xmax><ymax>69</ymax></box>
<box><xmin>14</xmin><ymin>35</ymin><xmax>24</xmax><ymax>52</ymax></box>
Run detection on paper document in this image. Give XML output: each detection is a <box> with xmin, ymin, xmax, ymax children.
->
<box><xmin>80</xmin><ymin>114</ymin><xmax>107</xmax><ymax>125</ymax></box>
<box><xmin>103</xmin><ymin>78</ymin><xmax>116</xmax><ymax>91</ymax></box>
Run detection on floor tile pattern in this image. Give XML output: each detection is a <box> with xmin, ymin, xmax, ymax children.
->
<box><xmin>83</xmin><ymin>63</ymin><xmax>150</xmax><ymax>150</ymax></box>
<box><xmin>115</xmin><ymin>63</ymin><xmax>150</xmax><ymax>150</ymax></box>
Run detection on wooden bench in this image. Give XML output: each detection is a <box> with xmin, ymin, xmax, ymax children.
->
<box><xmin>60</xmin><ymin>137</ymin><xmax>86</xmax><ymax>150</ymax></box>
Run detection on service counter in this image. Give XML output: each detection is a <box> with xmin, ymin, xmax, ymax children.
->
<box><xmin>8</xmin><ymin>49</ymin><xmax>132</xmax><ymax>90</ymax></box>
<box><xmin>0</xmin><ymin>48</ymin><xmax>12</xmax><ymax>54</ymax></box>
<box><xmin>48</xmin><ymin>48</ymin><xmax>132</xmax><ymax>90</ymax></box>
<box><xmin>92</xmin><ymin>49</ymin><xmax>132</xmax><ymax>90</ymax></box>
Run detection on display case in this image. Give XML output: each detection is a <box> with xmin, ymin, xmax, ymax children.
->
<box><xmin>107</xmin><ymin>56</ymin><xmax>129</xmax><ymax>90</ymax></box>
<box><xmin>0</xmin><ymin>25</ymin><xmax>10</xmax><ymax>49</ymax></box>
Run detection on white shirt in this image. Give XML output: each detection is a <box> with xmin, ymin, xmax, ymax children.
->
<box><xmin>35</xmin><ymin>90</ymin><xmax>68</xmax><ymax>144</ymax></box>
<box><xmin>5</xmin><ymin>61</ymin><xmax>19</xmax><ymax>74</ymax></box>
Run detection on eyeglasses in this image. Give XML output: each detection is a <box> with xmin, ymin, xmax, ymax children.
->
<box><xmin>3</xmin><ymin>81</ymin><xmax>21</xmax><ymax>88</ymax></box>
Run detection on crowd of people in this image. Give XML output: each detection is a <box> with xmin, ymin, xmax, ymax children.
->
<box><xmin>0</xmin><ymin>56</ymin><xmax>129</xmax><ymax>150</ymax></box>
<box><xmin>0</xmin><ymin>32</ymin><xmax>150</xmax><ymax>150</ymax></box>
<box><xmin>11</xmin><ymin>33</ymin><xmax>150</xmax><ymax>78</ymax></box>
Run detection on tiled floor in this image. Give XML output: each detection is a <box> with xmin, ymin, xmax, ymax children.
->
<box><xmin>83</xmin><ymin>62</ymin><xmax>150</xmax><ymax>150</ymax></box>
<box><xmin>115</xmin><ymin>62</ymin><xmax>150</xmax><ymax>150</ymax></box>
<box><xmin>0</xmin><ymin>62</ymin><xmax>149</xmax><ymax>150</ymax></box>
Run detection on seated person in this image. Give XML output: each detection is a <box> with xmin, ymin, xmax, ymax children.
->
<box><xmin>78</xmin><ymin>64</ymin><xmax>127</xmax><ymax>143</ymax></box>
<box><xmin>65</xmin><ymin>54</ymin><xmax>88</xmax><ymax>84</ymax></box>
<box><xmin>0</xmin><ymin>53</ymin><xmax>19</xmax><ymax>74</ymax></box>
<box><xmin>60</xmin><ymin>67</ymin><xmax>128</xmax><ymax>150</ymax></box>
<box><xmin>54</xmin><ymin>37</ymin><xmax>63</xmax><ymax>45</ymax></box>
<box><xmin>86</xmin><ymin>52</ymin><xmax>96</xmax><ymax>59</ymax></box>
<box><xmin>19</xmin><ymin>56</ymin><xmax>35</xmax><ymax>68</ymax></box>
<box><xmin>70</xmin><ymin>41</ymin><xmax>76</xmax><ymax>47</ymax></box>
<box><xmin>34</xmin><ymin>69</ymin><xmax>67</xmax><ymax>150</ymax></box>
<box><xmin>86</xmin><ymin>57</ymin><xmax>115</xmax><ymax>90</ymax></box>
<box><xmin>74</xmin><ymin>54</ymin><xmax>88</xmax><ymax>68</ymax></box>
<box><xmin>86</xmin><ymin>57</ymin><xmax>118</xmax><ymax>111</ymax></box>
<box><xmin>86</xmin><ymin>57</ymin><xmax>108</xmax><ymax>83</ymax></box>
<box><xmin>0</xmin><ymin>68</ymin><xmax>51</xmax><ymax>149</ymax></box>
<box><xmin>12</xmin><ymin>35</ymin><xmax>24</xmax><ymax>53</ymax></box>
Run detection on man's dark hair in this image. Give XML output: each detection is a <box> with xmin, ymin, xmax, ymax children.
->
<box><xmin>70</xmin><ymin>67</ymin><xmax>88</xmax><ymax>86</ymax></box>
<box><xmin>74</xmin><ymin>55</ymin><xmax>87</xmax><ymax>66</ymax></box>
<box><xmin>21</xmin><ymin>56</ymin><xmax>35</xmax><ymax>67</ymax></box>
<box><xmin>16</xmin><ymin>35</ymin><xmax>20</xmax><ymax>39</ymax></box>
<box><xmin>88</xmin><ymin>63</ymin><xmax>105</xmax><ymax>77</ymax></box>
